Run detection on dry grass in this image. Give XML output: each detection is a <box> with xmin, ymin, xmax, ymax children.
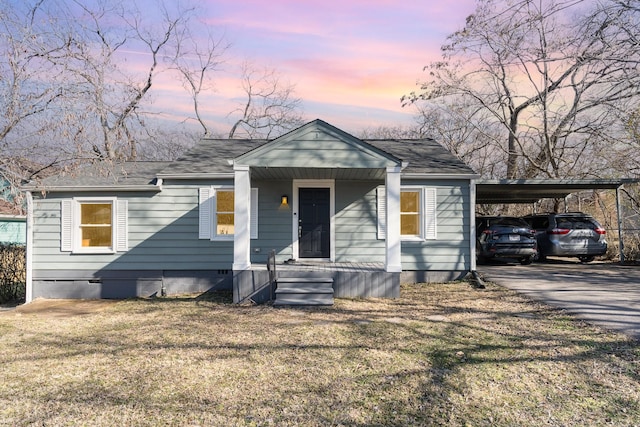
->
<box><xmin>0</xmin><ymin>282</ymin><xmax>638</xmax><ymax>426</ymax></box>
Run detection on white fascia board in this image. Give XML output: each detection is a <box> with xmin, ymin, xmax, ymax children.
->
<box><xmin>401</xmin><ymin>173</ymin><xmax>481</xmax><ymax>180</ymax></box>
<box><xmin>156</xmin><ymin>173</ymin><xmax>234</xmax><ymax>179</ymax></box>
<box><xmin>28</xmin><ymin>185</ymin><xmax>162</xmax><ymax>193</ymax></box>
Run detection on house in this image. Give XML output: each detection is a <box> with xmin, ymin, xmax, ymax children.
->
<box><xmin>24</xmin><ymin>120</ymin><xmax>480</xmax><ymax>304</ymax></box>
<box><xmin>0</xmin><ymin>199</ymin><xmax>26</xmax><ymax>245</ymax></box>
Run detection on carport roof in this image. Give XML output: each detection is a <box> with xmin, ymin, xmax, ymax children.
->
<box><xmin>476</xmin><ymin>178</ymin><xmax>637</xmax><ymax>204</ymax></box>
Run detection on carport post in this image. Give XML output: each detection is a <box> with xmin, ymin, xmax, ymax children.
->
<box><xmin>616</xmin><ymin>185</ymin><xmax>625</xmax><ymax>263</ymax></box>
<box><xmin>470</xmin><ymin>179</ymin><xmax>477</xmax><ymax>271</ymax></box>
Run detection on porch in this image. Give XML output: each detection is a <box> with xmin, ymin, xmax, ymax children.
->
<box><xmin>233</xmin><ymin>260</ymin><xmax>400</xmax><ymax>305</ymax></box>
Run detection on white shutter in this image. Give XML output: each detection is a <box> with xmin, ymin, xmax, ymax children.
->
<box><xmin>115</xmin><ymin>199</ymin><xmax>128</xmax><ymax>251</ymax></box>
<box><xmin>250</xmin><ymin>188</ymin><xmax>258</xmax><ymax>239</ymax></box>
<box><xmin>61</xmin><ymin>200</ymin><xmax>73</xmax><ymax>252</ymax></box>
<box><xmin>199</xmin><ymin>187</ymin><xmax>213</xmax><ymax>239</ymax></box>
<box><xmin>377</xmin><ymin>186</ymin><xmax>386</xmax><ymax>240</ymax></box>
<box><xmin>425</xmin><ymin>187</ymin><xmax>437</xmax><ymax>240</ymax></box>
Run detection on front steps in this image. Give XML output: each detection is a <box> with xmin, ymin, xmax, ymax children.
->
<box><xmin>273</xmin><ymin>277</ymin><xmax>334</xmax><ymax>306</ymax></box>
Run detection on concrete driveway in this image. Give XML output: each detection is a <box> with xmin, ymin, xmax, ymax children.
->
<box><xmin>479</xmin><ymin>260</ymin><xmax>640</xmax><ymax>341</ymax></box>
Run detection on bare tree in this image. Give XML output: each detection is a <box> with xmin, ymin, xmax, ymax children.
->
<box><xmin>228</xmin><ymin>61</ymin><xmax>305</xmax><ymax>139</ymax></box>
<box><xmin>405</xmin><ymin>0</ymin><xmax>640</xmax><ymax>179</ymax></box>
<box><xmin>66</xmin><ymin>0</ymin><xmax>195</xmax><ymax>161</ymax></box>
<box><xmin>414</xmin><ymin>103</ymin><xmax>506</xmax><ymax>178</ymax></box>
<box><xmin>0</xmin><ymin>0</ymin><xmax>80</xmax><ymax>204</ymax></box>
<box><xmin>357</xmin><ymin>125</ymin><xmax>421</xmax><ymax>140</ymax></box>
<box><xmin>171</xmin><ymin>26</ymin><xmax>228</xmax><ymax>137</ymax></box>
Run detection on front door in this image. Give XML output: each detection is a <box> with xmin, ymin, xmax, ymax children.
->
<box><xmin>298</xmin><ymin>188</ymin><xmax>330</xmax><ymax>258</ymax></box>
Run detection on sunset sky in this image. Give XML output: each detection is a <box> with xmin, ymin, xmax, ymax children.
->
<box><xmin>149</xmin><ymin>0</ymin><xmax>479</xmax><ymax>135</ymax></box>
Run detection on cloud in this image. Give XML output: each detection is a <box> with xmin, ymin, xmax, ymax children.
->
<box><xmin>147</xmin><ymin>0</ymin><xmax>478</xmax><ymax>133</ymax></box>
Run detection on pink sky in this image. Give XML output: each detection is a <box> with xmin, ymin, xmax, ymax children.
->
<box><xmin>151</xmin><ymin>0</ymin><xmax>479</xmax><ymax>135</ymax></box>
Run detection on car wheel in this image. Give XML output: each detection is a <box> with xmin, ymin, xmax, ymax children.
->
<box><xmin>579</xmin><ymin>255</ymin><xmax>595</xmax><ymax>263</ymax></box>
<box><xmin>520</xmin><ymin>256</ymin><xmax>534</xmax><ymax>265</ymax></box>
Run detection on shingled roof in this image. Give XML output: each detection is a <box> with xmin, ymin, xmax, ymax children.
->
<box><xmin>29</xmin><ymin>161</ymin><xmax>171</xmax><ymax>191</ymax></box>
<box><xmin>32</xmin><ymin>121</ymin><xmax>477</xmax><ymax>190</ymax></box>
<box><xmin>156</xmin><ymin>137</ymin><xmax>475</xmax><ymax>177</ymax></box>
<box><xmin>366</xmin><ymin>139</ymin><xmax>476</xmax><ymax>175</ymax></box>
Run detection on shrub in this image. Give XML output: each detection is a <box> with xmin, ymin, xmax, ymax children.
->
<box><xmin>0</xmin><ymin>244</ymin><xmax>26</xmax><ymax>304</ymax></box>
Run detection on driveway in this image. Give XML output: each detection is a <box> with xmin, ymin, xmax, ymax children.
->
<box><xmin>479</xmin><ymin>260</ymin><xmax>640</xmax><ymax>340</ymax></box>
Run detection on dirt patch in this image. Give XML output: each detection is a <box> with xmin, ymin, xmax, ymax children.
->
<box><xmin>6</xmin><ymin>298</ymin><xmax>118</xmax><ymax>317</ymax></box>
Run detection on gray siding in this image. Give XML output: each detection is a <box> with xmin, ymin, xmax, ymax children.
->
<box><xmin>31</xmin><ymin>176</ymin><xmax>472</xmax><ymax>299</ymax></box>
<box><xmin>335</xmin><ymin>180</ymin><xmax>385</xmax><ymax>262</ymax></box>
<box><xmin>32</xmin><ymin>183</ymin><xmax>235</xmax><ymax>272</ymax></box>
<box><xmin>400</xmin><ymin>180</ymin><xmax>471</xmax><ymax>271</ymax></box>
<box><xmin>249</xmin><ymin>180</ymin><xmax>294</xmax><ymax>263</ymax></box>
<box><xmin>241</xmin><ymin>130</ymin><xmax>396</xmax><ymax>169</ymax></box>
<box><xmin>32</xmin><ymin>179</ymin><xmax>470</xmax><ymax>274</ymax></box>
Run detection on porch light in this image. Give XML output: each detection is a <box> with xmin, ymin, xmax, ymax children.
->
<box><xmin>281</xmin><ymin>195</ymin><xmax>288</xmax><ymax>206</ymax></box>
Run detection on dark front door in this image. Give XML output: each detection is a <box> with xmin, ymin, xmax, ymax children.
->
<box><xmin>298</xmin><ymin>188</ymin><xmax>330</xmax><ymax>258</ymax></box>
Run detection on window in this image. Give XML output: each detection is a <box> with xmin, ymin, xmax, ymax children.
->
<box><xmin>377</xmin><ymin>186</ymin><xmax>437</xmax><ymax>240</ymax></box>
<box><xmin>61</xmin><ymin>198</ymin><xmax>128</xmax><ymax>253</ymax></box>
<box><xmin>80</xmin><ymin>203</ymin><xmax>113</xmax><ymax>247</ymax></box>
<box><xmin>199</xmin><ymin>187</ymin><xmax>258</xmax><ymax>240</ymax></box>
<box><xmin>215</xmin><ymin>189</ymin><xmax>234</xmax><ymax>236</ymax></box>
<box><xmin>400</xmin><ymin>190</ymin><xmax>421</xmax><ymax>237</ymax></box>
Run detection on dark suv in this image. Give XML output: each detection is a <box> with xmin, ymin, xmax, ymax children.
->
<box><xmin>522</xmin><ymin>213</ymin><xmax>607</xmax><ymax>263</ymax></box>
<box><xmin>476</xmin><ymin>216</ymin><xmax>538</xmax><ymax>265</ymax></box>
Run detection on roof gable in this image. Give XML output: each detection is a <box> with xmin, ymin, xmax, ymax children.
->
<box><xmin>234</xmin><ymin>119</ymin><xmax>402</xmax><ymax>169</ymax></box>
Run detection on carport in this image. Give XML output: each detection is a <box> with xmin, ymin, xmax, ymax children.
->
<box><xmin>474</xmin><ymin>178</ymin><xmax>638</xmax><ymax>263</ymax></box>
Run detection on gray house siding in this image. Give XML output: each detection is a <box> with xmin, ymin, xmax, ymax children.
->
<box><xmin>249</xmin><ymin>180</ymin><xmax>294</xmax><ymax>263</ymax></box>
<box><xmin>400</xmin><ymin>180</ymin><xmax>471</xmax><ymax>283</ymax></box>
<box><xmin>31</xmin><ymin>183</ymin><xmax>237</xmax><ymax>298</ymax></box>
<box><xmin>30</xmin><ymin>177</ymin><xmax>472</xmax><ymax>299</ymax></box>
<box><xmin>335</xmin><ymin>180</ymin><xmax>385</xmax><ymax>262</ymax></box>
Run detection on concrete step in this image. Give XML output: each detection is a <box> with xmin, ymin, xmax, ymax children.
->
<box><xmin>273</xmin><ymin>293</ymin><xmax>334</xmax><ymax>306</ymax></box>
<box><xmin>274</xmin><ymin>277</ymin><xmax>334</xmax><ymax>306</ymax></box>
<box><xmin>276</xmin><ymin>277</ymin><xmax>334</xmax><ymax>284</ymax></box>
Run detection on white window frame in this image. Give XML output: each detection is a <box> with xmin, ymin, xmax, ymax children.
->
<box><xmin>214</xmin><ymin>185</ymin><xmax>235</xmax><ymax>241</ymax></box>
<box><xmin>377</xmin><ymin>186</ymin><xmax>437</xmax><ymax>241</ymax></box>
<box><xmin>61</xmin><ymin>197</ymin><xmax>128</xmax><ymax>254</ymax></box>
<box><xmin>199</xmin><ymin>186</ymin><xmax>258</xmax><ymax>241</ymax></box>
<box><xmin>400</xmin><ymin>187</ymin><xmax>424</xmax><ymax>241</ymax></box>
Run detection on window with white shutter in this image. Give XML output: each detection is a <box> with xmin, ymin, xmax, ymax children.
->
<box><xmin>377</xmin><ymin>186</ymin><xmax>437</xmax><ymax>241</ymax></box>
<box><xmin>60</xmin><ymin>197</ymin><xmax>128</xmax><ymax>253</ymax></box>
<box><xmin>199</xmin><ymin>187</ymin><xmax>259</xmax><ymax>240</ymax></box>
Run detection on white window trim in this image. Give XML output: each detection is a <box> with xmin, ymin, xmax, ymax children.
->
<box><xmin>400</xmin><ymin>186</ymin><xmax>424</xmax><ymax>241</ymax></box>
<box><xmin>213</xmin><ymin>185</ymin><xmax>235</xmax><ymax>241</ymax></box>
<box><xmin>199</xmin><ymin>186</ymin><xmax>258</xmax><ymax>241</ymax></box>
<box><xmin>61</xmin><ymin>197</ymin><xmax>127</xmax><ymax>254</ymax></box>
<box><xmin>377</xmin><ymin>185</ymin><xmax>437</xmax><ymax>241</ymax></box>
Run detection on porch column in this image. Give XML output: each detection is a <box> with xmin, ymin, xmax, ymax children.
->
<box><xmin>233</xmin><ymin>165</ymin><xmax>251</xmax><ymax>270</ymax></box>
<box><xmin>385</xmin><ymin>166</ymin><xmax>402</xmax><ymax>272</ymax></box>
<box><xmin>25</xmin><ymin>191</ymin><xmax>33</xmax><ymax>303</ymax></box>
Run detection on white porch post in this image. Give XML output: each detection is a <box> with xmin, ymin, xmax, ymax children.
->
<box><xmin>385</xmin><ymin>167</ymin><xmax>402</xmax><ymax>272</ymax></box>
<box><xmin>233</xmin><ymin>165</ymin><xmax>251</xmax><ymax>270</ymax></box>
<box><xmin>25</xmin><ymin>191</ymin><xmax>33</xmax><ymax>303</ymax></box>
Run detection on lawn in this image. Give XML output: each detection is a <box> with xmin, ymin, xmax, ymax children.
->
<box><xmin>0</xmin><ymin>282</ymin><xmax>638</xmax><ymax>426</ymax></box>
